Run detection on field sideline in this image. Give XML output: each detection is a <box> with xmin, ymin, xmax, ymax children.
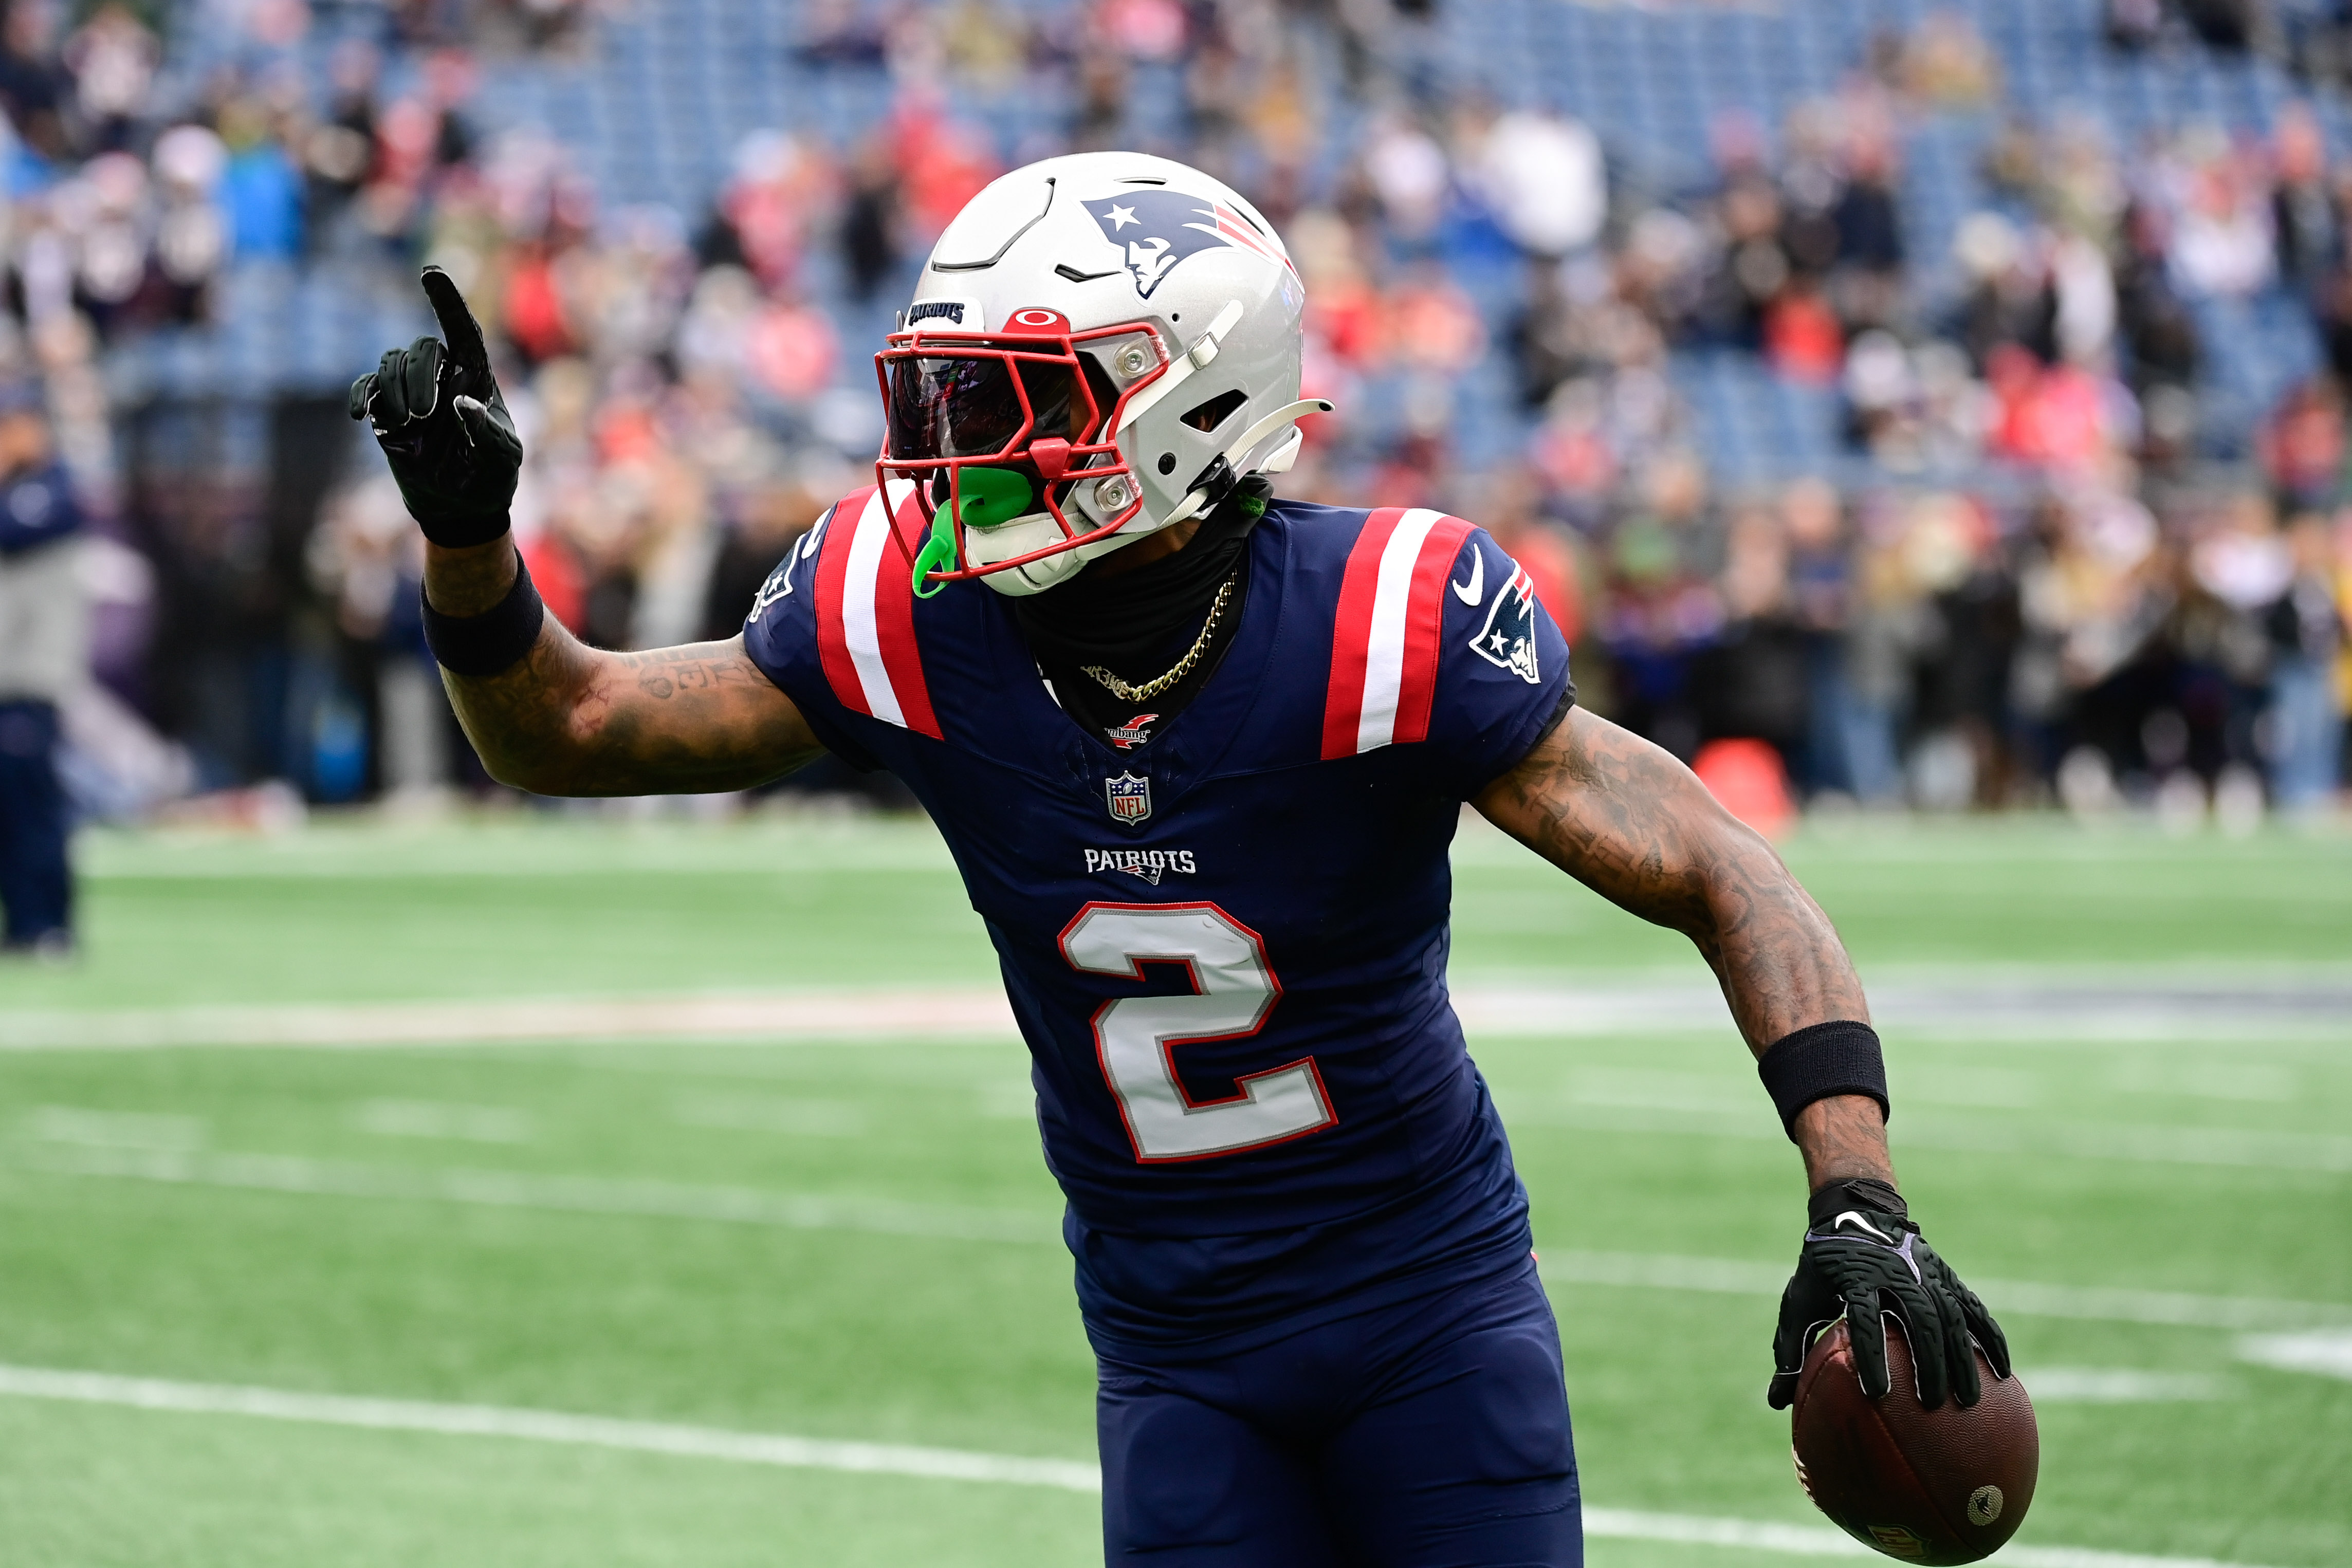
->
<box><xmin>0</xmin><ymin>811</ymin><xmax>2345</xmax><ymax>1567</ymax></box>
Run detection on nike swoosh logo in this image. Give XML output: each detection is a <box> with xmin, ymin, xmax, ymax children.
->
<box><xmin>1806</xmin><ymin>1212</ymin><xmax>1925</xmax><ymax>1285</ymax></box>
<box><xmin>1451</xmin><ymin>545</ymin><xmax>1484</xmax><ymax>606</ymax></box>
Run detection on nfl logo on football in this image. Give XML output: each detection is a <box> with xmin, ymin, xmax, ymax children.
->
<box><xmin>1105</xmin><ymin>772</ymin><xmax>1152</xmax><ymax>827</ymax></box>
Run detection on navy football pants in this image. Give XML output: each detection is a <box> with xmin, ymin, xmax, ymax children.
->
<box><xmin>1095</xmin><ymin>1260</ymin><xmax>1581</xmax><ymax>1566</ymax></box>
<box><xmin>0</xmin><ymin>700</ymin><xmax>69</xmax><ymax>948</ymax></box>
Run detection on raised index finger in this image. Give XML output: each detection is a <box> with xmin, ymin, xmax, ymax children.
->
<box><xmin>419</xmin><ymin>266</ymin><xmax>491</xmax><ymax>377</ymax></box>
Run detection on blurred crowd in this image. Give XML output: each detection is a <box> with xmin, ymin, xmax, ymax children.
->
<box><xmin>0</xmin><ymin>0</ymin><xmax>2345</xmax><ymax>892</ymax></box>
<box><xmin>1477</xmin><ymin>17</ymin><xmax>2352</xmax><ymax>818</ymax></box>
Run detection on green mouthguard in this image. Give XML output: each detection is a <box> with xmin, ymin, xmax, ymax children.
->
<box><xmin>912</xmin><ymin>466</ymin><xmax>1036</xmax><ymax>597</ymax></box>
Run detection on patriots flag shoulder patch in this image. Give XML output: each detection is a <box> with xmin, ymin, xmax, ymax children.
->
<box><xmin>1081</xmin><ymin>189</ymin><xmax>1291</xmax><ymax>298</ymax></box>
<box><xmin>1467</xmin><ymin>551</ymin><xmax>1543</xmax><ymax>685</ymax></box>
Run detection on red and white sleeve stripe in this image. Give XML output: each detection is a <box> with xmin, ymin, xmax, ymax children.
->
<box><xmin>1321</xmin><ymin>507</ymin><xmax>1477</xmax><ymax>759</ymax></box>
<box><xmin>814</xmin><ymin>481</ymin><xmax>943</xmax><ymax>740</ymax></box>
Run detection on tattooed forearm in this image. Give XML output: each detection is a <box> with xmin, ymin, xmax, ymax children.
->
<box><xmin>1474</xmin><ymin>708</ymin><xmax>1887</xmax><ymax>1188</ymax></box>
<box><xmin>424</xmin><ymin>533</ymin><xmax>521</xmax><ymax>616</ymax></box>
<box><xmin>626</xmin><ymin>648</ymin><xmax>762</xmax><ymax>700</ymax></box>
<box><xmin>423</xmin><ymin>541</ymin><xmax>824</xmax><ymax>797</ymax></box>
<box><xmin>1791</xmin><ymin>1094</ymin><xmax>1896</xmax><ymax>1190</ymax></box>
<box><xmin>1473</xmin><ymin>708</ymin><xmax>1871</xmax><ymax>1054</ymax></box>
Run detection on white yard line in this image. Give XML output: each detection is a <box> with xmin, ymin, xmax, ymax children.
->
<box><xmin>1580</xmin><ymin>1508</ymin><xmax>2287</xmax><ymax>1568</ymax></box>
<box><xmin>8</xmin><ymin>979</ymin><xmax>2350</xmax><ymax>1053</ymax></box>
<box><xmin>0</xmin><ymin>1363</ymin><xmax>1100</xmax><ymax>1491</ymax></box>
<box><xmin>1457</xmin><ymin>983</ymin><xmax>2352</xmax><ymax>1043</ymax></box>
<box><xmin>19</xmin><ymin>1143</ymin><xmax>1057</xmax><ymax>1245</ymax></box>
<box><xmin>1538</xmin><ymin>1251</ymin><xmax>2352</xmax><ymax>1333</ymax></box>
<box><xmin>19</xmin><ymin>1142</ymin><xmax>2347</xmax><ymax>1334</ymax></box>
<box><xmin>2237</xmin><ymin>1331</ymin><xmax>2352</xmax><ymax>1381</ymax></box>
<box><xmin>76</xmin><ymin>823</ymin><xmax>963</xmax><ymax>880</ymax></box>
<box><xmin>2021</xmin><ymin>1370</ymin><xmax>2235</xmax><ymax>1403</ymax></box>
<box><xmin>354</xmin><ymin>1099</ymin><xmax>535</xmax><ymax>1145</ymax></box>
<box><xmin>1971</xmin><ymin>1278</ymin><xmax>2352</xmax><ymax>1333</ymax></box>
<box><xmin>1887</xmin><ymin>1117</ymin><xmax>2352</xmax><ymax>1173</ymax></box>
<box><xmin>0</xmin><ymin>991</ymin><xmax>1024</xmax><ymax>1052</ymax></box>
<box><xmin>0</xmin><ymin>1363</ymin><xmax>2290</xmax><ymax>1568</ymax></box>
<box><xmin>1504</xmin><ymin>1101</ymin><xmax>2352</xmax><ymax>1174</ymax></box>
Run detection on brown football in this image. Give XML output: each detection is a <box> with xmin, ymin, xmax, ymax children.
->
<box><xmin>1790</xmin><ymin>1319</ymin><xmax>2038</xmax><ymax>1564</ymax></box>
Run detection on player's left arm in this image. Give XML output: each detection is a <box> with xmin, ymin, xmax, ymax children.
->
<box><xmin>1473</xmin><ymin>706</ymin><xmax>2012</xmax><ymax>1409</ymax></box>
<box><xmin>1473</xmin><ymin>706</ymin><xmax>1878</xmax><ymax>1174</ymax></box>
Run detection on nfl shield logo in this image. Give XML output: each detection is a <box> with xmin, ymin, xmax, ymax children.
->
<box><xmin>1105</xmin><ymin>772</ymin><xmax>1152</xmax><ymax>827</ymax></box>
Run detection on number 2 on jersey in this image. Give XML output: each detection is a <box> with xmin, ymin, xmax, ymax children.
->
<box><xmin>1059</xmin><ymin>902</ymin><xmax>1336</xmax><ymax>1163</ymax></box>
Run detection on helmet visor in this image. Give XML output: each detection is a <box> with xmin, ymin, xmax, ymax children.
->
<box><xmin>885</xmin><ymin>353</ymin><xmax>1078</xmax><ymax>462</ymax></box>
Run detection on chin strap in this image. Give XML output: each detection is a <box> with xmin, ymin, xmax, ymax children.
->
<box><xmin>1222</xmin><ymin>399</ymin><xmax>1334</xmax><ymax>476</ymax></box>
<box><xmin>1156</xmin><ymin>398</ymin><xmax>1334</xmax><ymax>529</ymax></box>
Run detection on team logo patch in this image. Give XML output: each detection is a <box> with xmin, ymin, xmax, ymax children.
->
<box><xmin>1105</xmin><ymin>712</ymin><xmax>1159</xmax><ymax>750</ymax></box>
<box><xmin>1105</xmin><ymin>771</ymin><xmax>1152</xmax><ymax>826</ymax></box>
<box><xmin>1466</xmin><ymin>550</ymin><xmax>1541</xmax><ymax>685</ymax></box>
<box><xmin>1085</xmin><ymin>847</ymin><xmax>1196</xmax><ymax>885</ymax></box>
<box><xmin>744</xmin><ymin>508</ymin><xmax>832</xmax><ymax>624</ymax></box>
<box><xmin>745</xmin><ymin>562</ymin><xmax>791</xmax><ymax>625</ymax></box>
<box><xmin>1081</xmin><ymin>190</ymin><xmax>1289</xmax><ymax>298</ymax></box>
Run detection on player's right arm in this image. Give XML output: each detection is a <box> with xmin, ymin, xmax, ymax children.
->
<box><xmin>354</xmin><ymin>267</ymin><xmax>824</xmax><ymax>798</ymax></box>
<box><xmin>422</xmin><ymin>538</ymin><xmax>822</xmax><ymax>797</ymax></box>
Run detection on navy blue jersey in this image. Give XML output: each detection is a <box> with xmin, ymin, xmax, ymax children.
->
<box><xmin>744</xmin><ymin>486</ymin><xmax>1573</xmax><ymax>1351</ymax></box>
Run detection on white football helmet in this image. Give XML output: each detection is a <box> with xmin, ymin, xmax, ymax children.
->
<box><xmin>877</xmin><ymin>151</ymin><xmax>1328</xmax><ymax>596</ymax></box>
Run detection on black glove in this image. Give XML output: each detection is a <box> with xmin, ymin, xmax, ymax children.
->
<box><xmin>348</xmin><ymin>267</ymin><xmax>523</xmax><ymax>548</ymax></box>
<box><xmin>1768</xmin><ymin>1177</ymin><xmax>2011</xmax><ymax>1411</ymax></box>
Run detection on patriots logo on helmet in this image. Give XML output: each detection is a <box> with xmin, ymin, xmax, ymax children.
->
<box><xmin>1081</xmin><ymin>190</ymin><xmax>1290</xmax><ymax>299</ymax></box>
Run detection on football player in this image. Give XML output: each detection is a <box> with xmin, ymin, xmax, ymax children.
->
<box><xmin>354</xmin><ymin>152</ymin><xmax>2009</xmax><ymax>1566</ymax></box>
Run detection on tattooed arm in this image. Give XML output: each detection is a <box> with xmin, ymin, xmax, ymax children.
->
<box><xmin>1472</xmin><ymin>707</ymin><xmax>1891</xmax><ymax>1188</ymax></box>
<box><xmin>426</xmin><ymin>537</ymin><xmax>825</xmax><ymax>797</ymax></box>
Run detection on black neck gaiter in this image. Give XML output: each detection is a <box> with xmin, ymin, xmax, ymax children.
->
<box><xmin>1013</xmin><ymin>476</ymin><xmax>1272</xmax><ymax>679</ymax></box>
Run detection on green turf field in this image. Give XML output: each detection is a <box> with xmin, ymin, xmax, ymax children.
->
<box><xmin>1</xmin><ymin>811</ymin><xmax>2346</xmax><ymax>1567</ymax></box>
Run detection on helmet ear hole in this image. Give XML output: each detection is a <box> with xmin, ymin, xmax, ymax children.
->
<box><xmin>1156</xmin><ymin>453</ymin><xmax>1177</xmax><ymax>475</ymax></box>
<box><xmin>1180</xmin><ymin>388</ymin><xmax>1248</xmax><ymax>432</ymax></box>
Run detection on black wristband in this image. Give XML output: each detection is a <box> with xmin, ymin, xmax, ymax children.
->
<box><xmin>1807</xmin><ymin>1176</ymin><xmax>1907</xmax><ymax>1228</ymax></box>
<box><xmin>416</xmin><ymin>510</ymin><xmax>514</xmax><ymax>550</ymax></box>
<box><xmin>1757</xmin><ymin>1019</ymin><xmax>1889</xmax><ymax>1140</ymax></box>
<box><xmin>422</xmin><ymin>551</ymin><xmax>545</xmax><ymax>677</ymax></box>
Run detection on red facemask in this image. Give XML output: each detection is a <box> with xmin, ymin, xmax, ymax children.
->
<box><xmin>874</xmin><ymin>312</ymin><xmax>1171</xmax><ymax>587</ymax></box>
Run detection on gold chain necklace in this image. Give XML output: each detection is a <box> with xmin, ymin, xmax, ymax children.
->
<box><xmin>1080</xmin><ymin>574</ymin><xmax>1237</xmax><ymax>704</ymax></box>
